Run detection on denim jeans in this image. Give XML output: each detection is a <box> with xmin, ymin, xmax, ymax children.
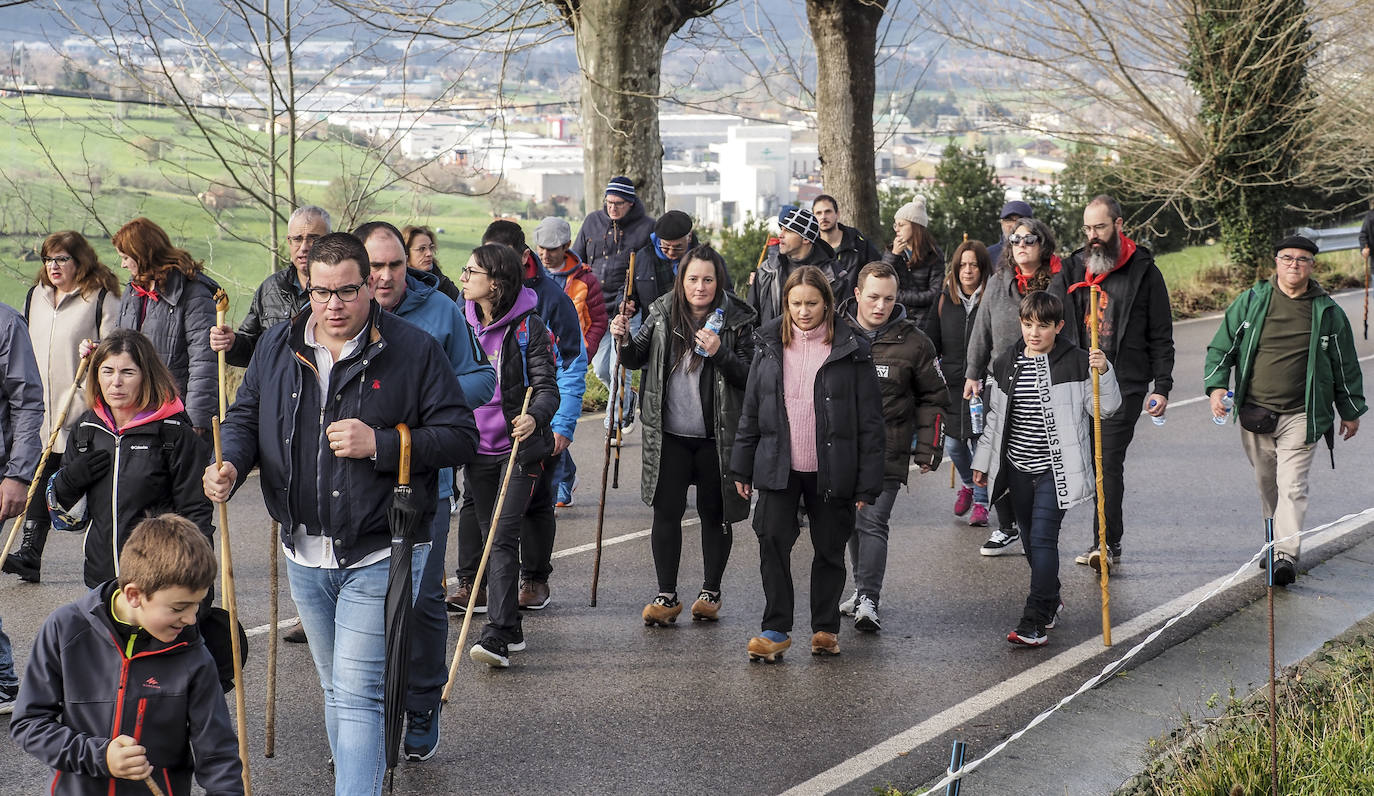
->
<box><xmin>288</xmin><ymin>545</ymin><xmax>429</xmax><ymax>796</ymax></box>
<box><xmin>406</xmin><ymin>501</ymin><xmax>451</xmax><ymax>713</ymax></box>
<box><xmin>849</xmin><ymin>483</ymin><xmax>899</xmax><ymax>603</ymax></box>
<box><xmin>0</xmin><ymin>614</ymin><xmax>17</xmax><ymax>688</ymax></box>
<box><xmin>944</xmin><ymin>436</ymin><xmax>988</xmax><ymax>507</ymax></box>
<box><xmin>594</xmin><ymin>314</ymin><xmax>639</xmax><ymax>419</ymax></box>
<box><xmin>552</xmin><ymin>449</ymin><xmax>577</xmax><ymax>498</ymax></box>
<box><xmin>1005</xmin><ymin>467</ymin><xmax>1065</xmax><ymax>628</ymax></box>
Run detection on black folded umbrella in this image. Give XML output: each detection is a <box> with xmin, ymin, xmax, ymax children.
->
<box><xmin>383</xmin><ymin>424</ymin><xmax>421</xmax><ymax>791</ymax></box>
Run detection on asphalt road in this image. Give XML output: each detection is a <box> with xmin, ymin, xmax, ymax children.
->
<box><xmin>5</xmin><ymin>289</ymin><xmax>1374</xmax><ymax>795</ymax></box>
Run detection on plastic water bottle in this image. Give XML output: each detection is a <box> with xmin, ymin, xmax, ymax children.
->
<box><xmin>694</xmin><ymin>308</ymin><xmax>725</xmax><ymax>356</ymax></box>
<box><xmin>1148</xmin><ymin>398</ymin><xmax>1166</xmax><ymax>426</ymax></box>
<box><xmin>1213</xmin><ymin>390</ymin><xmax>1234</xmax><ymax>426</ymax></box>
<box><xmin>969</xmin><ymin>394</ymin><xmax>985</xmax><ymax>436</ymax></box>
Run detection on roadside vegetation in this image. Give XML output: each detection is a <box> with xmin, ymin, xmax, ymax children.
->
<box><xmin>1159</xmin><ymin>245</ymin><xmax>1366</xmax><ymax>317</ymax></box>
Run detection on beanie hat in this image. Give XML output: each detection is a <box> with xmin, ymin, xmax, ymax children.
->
<box><xmin>532</xmin><ymin>217</ymin><xmax>572</xmax><ymax>249</ymax></box>
<box><xmin>605</xmin><ymin>176</ymin><xmax>636</xmax><ymax>201</ymax></box>
<box><xmin>895</xmin><ymin>196</ymin><xmax>928</xmax><ymax>228</ymax></box>
<box><xmin>1274</xmin><ymin>235</ymin><xmax>1318</xmax><ymax>256</ymax></box>
<box><xmin>779</xmin><ymin>207</ymin><xmax>821</xmax><ymax>244</ymax></box>
<box><xmin>654</xmin><ymin>210</ymin><xmax>693</xmax><ymax>241</ymax></box>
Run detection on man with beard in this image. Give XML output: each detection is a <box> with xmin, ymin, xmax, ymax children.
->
<box><xmin>1064</xmin><ymin>195</ymin><xmax>1175</xmax><ymax>572</ymax></box>
<box><xmin>813</xmin><ymin>194</ymin><xmax>880</xmax><ymax>293</ymax></box>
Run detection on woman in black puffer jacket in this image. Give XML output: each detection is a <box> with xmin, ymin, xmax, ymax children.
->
<box><xmin>881</xmin><ymin>197</ymin><xmax>945</xmax><ymax>329</ymax></box>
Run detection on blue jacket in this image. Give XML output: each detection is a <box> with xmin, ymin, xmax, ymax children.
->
<box><xmin>219</xmin><ymin>303</ymin><xmax>478</xmax><ymax>565</ymax></box>
<box><xmin>0</xmin><ymin>301</ymin><xmax>44</xmax><ymax>482</ymax></box>
<box><xmin>10</xmin><ymin>583</ymin><xmax>243</xmax><ymax>796</ymax></box>
<box><xmin>393</xmin><ymin>268</ymin><xmax>496</xmax><ymax>498</ymax></box>
<box><xmin>522</xmin><ymin>254</ymin><xmax>588</xmax><ymax>441</ymax></box>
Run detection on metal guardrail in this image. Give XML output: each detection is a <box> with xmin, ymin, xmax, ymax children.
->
<box><xmin>1296</xmin><ymin>225</ymin><xmax>1361</xmax><ymax>253</ymax></box>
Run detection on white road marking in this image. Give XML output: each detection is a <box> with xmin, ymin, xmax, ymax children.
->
<box><xmin>779</xmin><ymin>507</ymin><xmax>1374</xmax><ymax>796</ymax></box>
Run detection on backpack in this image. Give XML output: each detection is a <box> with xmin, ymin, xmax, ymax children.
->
<box><xmin>25</xmin><ymin>285</ymin><xmax>109</xmax><ymax>335</ymax></box>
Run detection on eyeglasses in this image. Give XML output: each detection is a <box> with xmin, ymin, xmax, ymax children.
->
<box><xmin>1008</xmin><ymin>233</ymin><xmax>1041</xmax><ymax>246</ymax></box>
<box><xmin>604</xmin><ymin>199</ymin><xmax>629</xmax><ymax>209</ymax></box>
<box><xmin>411</xmin><ymin>244</ymin><xmax>437</xmax><ymax>254</ymax></box>
<box><xmin>307</xmin><ymin>283</ymin><xmax>364</xmax><ymax>303</ymax></box>
<box><xmin>43</xmin><ymin>255</ymin><xmax>74</xmax><ymax>266</ymax></box>
<box><xmin>1080</xmin><ymin>222</ymin><xmax>1113</xmax><ymax>236</ymax></box>
<box><xmin>287</xmin><ymin>234</ymin><xmax>323</xmax><ymax>247</ymax></box>
<box><xmin>460</xmin><ymin>266</ymin><xmax>488</xmax><ymax>278</ymax></box>
<box><xmin>659</xmin><ymin>241</ymin><xmax>689</xmax><ymax>256</ymax></box>
<box><xmin>1276</xmin><ymin>254</ymin><xmax>1315</xmax><ymax>266</ymax></box>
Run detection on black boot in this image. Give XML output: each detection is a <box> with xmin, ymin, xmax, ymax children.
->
<box><xmin>3</xmin><ymin>520</ymin><xmax>49</xmax><ymax>583</ymax></box>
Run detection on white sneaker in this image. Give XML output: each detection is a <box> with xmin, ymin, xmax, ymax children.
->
<box><xmin>838</xmin><ymin>590</ymin><xmax>859</xmax><ymax>616</ymax></box>
<box><xmin>853</xmin><ymin>596</ymin><xmax>881</xmax><ymax>632</ymax></box>
<box><xmin>980</xmin><ymin>528</ymin><xmax>1021</xmax><ymax>556</ymax></box>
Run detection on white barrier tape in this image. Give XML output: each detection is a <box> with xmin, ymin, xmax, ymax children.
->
<box><xmin>912</xmin><ymin>516</ymin><xmax>1366</xmax><ymax>794</ymax></box>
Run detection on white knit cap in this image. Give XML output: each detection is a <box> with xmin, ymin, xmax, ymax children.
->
<box><xmin>895</xmin><ymin>196</ymin><xmax>928</xmax><ymax>228</ymax></box>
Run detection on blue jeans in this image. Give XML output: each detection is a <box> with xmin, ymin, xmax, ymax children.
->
<box><xmin>288</xmin><ymin>545</ymin><xmax>429</xmax><ymax>796</ymax></box>
<box><xmin>1005</xmin><ymin>467</ymin><xmax>1065</xmax><ymax>628</ymax></box>
<box><xmin>552</xmin><ymin>449</ymin><xmax>577</xmax><ymax>497</ymax></box>
<box><xmin>594</xmin><ymin>315</ymin><xmax>638</xmax><ymax>419</ymax></box>
<box><xmin>944</xmin><ymin>436</ymin><xmax>989</xmax><ymax>506</ymax></box>
<box><xmin>0</xmin><ymin>615</ymin><xmax>16</xmax><ymax>688</ymax></box>
<box><xmin>406</xmin><ymin>502</ymin><xmax>451</xmax><ymax>713</ymax></box>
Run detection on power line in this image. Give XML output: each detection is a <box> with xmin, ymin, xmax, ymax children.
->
<box><xmin>0</xmin><ymin>85</ymin><xmax>578</xmax><ymax>115</ymax></box>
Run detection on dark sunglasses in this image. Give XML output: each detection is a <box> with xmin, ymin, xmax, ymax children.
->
<box><xmin>1008</xmin><ymin>233</ymin><xmax>1041</xmax><ymax>246</ymax></box>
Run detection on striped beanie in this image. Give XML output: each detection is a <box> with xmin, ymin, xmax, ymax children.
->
<box><xmin>605</xmin><ymin>176</ymin><xmax>636</xmax><ymax>201</ymax></box>
<box><xmin>779</xmin><ymin>206</ymin><xmax>821</xmax><ymax>244</ymax></box>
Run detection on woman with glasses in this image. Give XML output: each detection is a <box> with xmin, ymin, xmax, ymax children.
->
<box><xmin>961</xmin><ymin>218</ymin><xmax>1077</xmax><ymax>555</ymax></box>
<box><xmin>2</xmin><ymin>232</ymin><xmax>121</xmax><ymax>583</ymax></box>
<box><xmin>403</xmin><ymin>224</ymin><xmax>462</xmax><ymax>303</ymax></box>
<box><xmin>455</xmin><ymin>244</ymin><xmax>560</xmax><ymax>669</ymax></box>
<box><xmin>112</xmin><ymin>218</ymin><xmax>219</xmax><ymax>434</ymax></box>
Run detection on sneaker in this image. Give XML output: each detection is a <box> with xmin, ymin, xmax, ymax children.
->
<box><xmin>1007</xmin><ymin>620</ymin><xmax>1048</xmax><ymax>647</ymax></box>
<box><xmin>968</xmin><ymin>504</ymin><xmax>990</xmax><ymax>527</ymax></box>
<box><xmin>1272</xmin><ymin>555</ymin><xmax>1297</xmax><ymax>587</ymax></box>
<box><xmin>0</xmin><ymin>682</ymin><xmax>16</xmax><ymax>715</ymax></box>
<box><xmin>853</xmin><ymin>596</ymin><xmax>880</xmax><ymax>633</ymax></box>
<box><xmin>642</xmin><ymin>594</ymin><xmax>682</xmax><ymax>627</ymax></box>
<box><xmin>810</xmin><ymin>631</ymin><xmax>841</xmax><ymax>656</ymax></box>
<box><xmin>980</xmin><ymin>528</ymin><xmax>1020</xmax><ymax>556</ymax></box>
<box><xmin>403</xmin><ymin>708</ymin><xmax>441</xmax><ymax>762</ymax></box>
<box><xmin>838</xmin><ymin>590</ymin><xmax>859</xmax><ymax>616</ymax></box>
<box><xmin>1087</xmin><ymin>545</ymin><xmax>1122</xmax><ymax>574</ymax></box>
<box><xmin>509</xmin><ymin>627</ymin><xmax>527</xmax><ymax>653</ymax></box>
<box><xmin>1044</xmin><ymin>601</ymin><xmax>1065</xmax><ymax>630</ymax></box>
<box><xmin>518</xmin><ymin>580</ymin><xmax>551</xmax><ymax>610</ymax></box>
<box><xmin>1076</xmin><ymin>545</ymin><xmax>1122</xmax><ymax>569</ymax></box>
<box><xmin>555</xmin><ymin>476</ymin><xmax>579</xmax><ymax>508</ymax></box>
<box><xmin>283</xmin><ymin>623</ymin><xmax>308</xmax><ymax>644</ymax></box>
<box><xmin>620</xmin><ymin>390</ymin><xmax>638</xmax><ymax>435</ymax></box>
<box><xmin>691</xmin><ymin>590</ymin><xmax>721</xmax><ymax>621</ymax></box>
<box><xmin>445</xmin><ymin>577</ymin><xmax>487</xmax><ymax>614</ymax></box>
<box><xmin>470</xmin><ymin>638</ymin><xmax>510</xmax><ymax>668</ymax></box>
<box><xmin>953</xmin><ymin>487</ymin><xmax>974</xmax><ymax>516</ymax></box>
<box><xmin>747</xmin><ymin>632</ymin><xmax>791</xmax><ymax>662</ymax></box>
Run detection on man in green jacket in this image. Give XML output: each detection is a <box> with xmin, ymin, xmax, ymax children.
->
<box><xmin>1203</xmin><ymin>235</ymin><xmax>1366</xmax><ymax>586</ymax></box>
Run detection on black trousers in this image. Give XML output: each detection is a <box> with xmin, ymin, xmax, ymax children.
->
<box><xmin>753</xmin><ymin>471</ymin><xmax>854</xmax><ymax>635</ymax></box>
<box><xmin>651</xmin><ymin>433</ymin><xmax>731</xmax><ymax>594</ymax></box>
<box><xmin>519</xmin><ymin>451</ymin><xmax>562</xmax><ymax>583</ymax></box>
<box><xmin>457</xmin><ymin>454</ymin><xmax>540</xmax><ymax>644</ymax></box>
<box><xmin>1090</xmin><ymin>391</ymin><xmax>1146</xmax><ymax>550</ymax></box>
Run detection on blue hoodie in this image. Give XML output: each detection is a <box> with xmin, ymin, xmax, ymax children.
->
<box><xmin>521</xmin><ymin>252</ymin><xmax>588</xmax><ymax>441</ymax></box>
<box><xmin>393</xmin><ymin>267</ymin><xmax>497</xmax><ymax>497</ymax></box>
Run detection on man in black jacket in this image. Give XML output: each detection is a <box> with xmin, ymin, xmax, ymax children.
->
<box><xmin>747</xmin><ymin>207</ymin><xmax>840</xmax><ymax>326</ymax></box>
<box><xmin>1359</xmin><ymin>199</ymin><xmax>1374</xmax><ymax>265</ymax></box>
<box><xmin>211</xmin><ymin>205</ymin><xmax>330</xmax><ymax>367</ymax></box>
<box><xmin>813</xmin><ymin>194</ymin><xmax>880</xmax><ymax>290</ymax></box>
<box><xmin>1063</xmin><ymin>195</ymin><xmax>1175</xmax><ymax>572</ymax></box>
<box><xmin>203</xmin><ymin>232</ymin><xmax>478</xmax><ymax>795</ymax></box>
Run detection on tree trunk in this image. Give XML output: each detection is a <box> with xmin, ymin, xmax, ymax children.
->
<box><xmin>808</xmin><ymin>0</ymin><xmax>887</xmax><ymax>247</ymax></box>
<box><xmin>557</xmin><ymin>0</ymin><xmax>716</xmax><ymax>219</ymax></box>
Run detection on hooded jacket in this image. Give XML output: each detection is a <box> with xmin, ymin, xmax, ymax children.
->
<box><xmin>427</xmin><ymin>263</ymin><xmax>463</xmax><ymax>304</ymax></box>
<box><xmin>1064</xmin><ymin>237</ymin><xmax>1175</xmax><ymax>398</ymax></box>
<box><xmin>520</xmin><ymin>249</ymin><xmax>588</xmax><ymax>441</ymax></box>
<box><xmin>630</xmin><ymin>233</ymin><xmax>736</xmax><ymax>321</ymax></box>
<box><xmin>10</xmin><ymin>582</ymin><xmax>243</xmax><ymax>796</ymax></box>
<box><xmin>925</xmin><ymin>288</ymin><xmax>983</xmax><ymax>440</ymax></box>
<box><xmin>224</xmin><ymin>267</ymin><xmax>309</xmax><ymax>368</ymax></box>
<box><xmin>393</xmin><ymin>268</ymin><xmax>496</xmax><ymax>409</ymax></box>
<box><xmin>465</xmin><ymin>287</ymin><xmax>560</xmax><ymax>463</ymax></box>
<box><xmin>880</xmin><ymin>243</ymin><xmax>946</xmax><ymax>330</ymax></box>
<box><xmin>841</xmin><ymin>299</ymin><xmax>949</xmax><ymax>483</ymax></box>
<box><xmin>972</xmin><ymin>340</ymin><xmax>1122</xmax><ymax>510</ymax></box>
<box><xmin>746</xmin><ymin>238</ymin><xmax>841</xmax><ymax>328</ymax></box>
<box><xmin>1203</xmin><ymin>277</ymin><xmax>1367</xmax><ymax>444</ymax></box>
<box><xmin>218</xmin><ymin>303</ymin><xmax>479</xmax><ymax>566</ymax></box>
<box><xmin>964</xmin><ymin>261</ymin><xmax>1079</xmax><ymax>382</ymax></box>
<box><xmin>48</xmin><ymin>399</ymin><xmax>212</xmax><ymax>588</ymax></box>
<box><xmin>620</xmin><ymin>291</ymin><xmax>757</xmax><ymax>522</ymax></box>
<box><xmin>730</xmin><ymin>317</ymin><xmax>885</xmax><ymax>504</ymax></box>
<box><xmin>25</xmin><ymin>284</ymin><xmax>121</xmax><ymax>453</ymax></box>
<box><xmin>1</xmin><ymin>301</ymin><xmax>45</xmax><ymax>482</ymax></box>
<box><xmin>114</xmin><ymin>268</ymin><xmax>219</xmax><ymax>430</ymax></box>
<box><xmin>572</xmin><ymin>199</ymin><xmax>656</xmax><ymax>312</ymax></box>
<box><xmin>548</xmin><ymin>249</ymin><xmax>609</xmax><ymax>358</ymax></box>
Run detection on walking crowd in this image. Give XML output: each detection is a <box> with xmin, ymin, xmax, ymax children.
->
<box><xmin>0</xmin><ymin>181</ymin><xmax>1367</xmax><ymax>795</ymax></box>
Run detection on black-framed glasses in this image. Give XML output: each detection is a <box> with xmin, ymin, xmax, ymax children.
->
<box><xmin>604</xmin><ymin>198</ymin><xmax>629</xmax><ymax>209</ymax></box>
<box><xmin>1276</xmin><ymin>254</ymin><xmax>1315</xmax><ymax>266</ymax></box>
<box><xmin>1008</xmin><ymin>233</ymin><xmax>1041</xmax><ymax>246</ymax></box>
<box><xmin>287</xmin><ymin>234</ymin><xmax>323</xmax><ymax>247</ymax></box>
<box><xmin>43</xmin><ymin>255</ymin><xmax>74</xmax><ymax>266</ymax></box>
<box><xmin>308</xmin><ymin>283</ymin><xmax>364</xmax><ymax>303</ymax></box>
<box><xmin>460</xmin><ymin>266</ymin><xmax>488</xmax><ymax>278</ymax></box>
<box><xmin>659</xmin><ymin>240</ymin><xmax>689</xmax><ymax>255</ymax></box>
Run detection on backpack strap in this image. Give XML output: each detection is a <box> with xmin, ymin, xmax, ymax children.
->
<box><xmin>94</xmin><ymin>287</ymin><xmax>108</xmax><ymax>337</ymax></box>
<box><xmin>23</xmin><ymin>285</ymin><xmax>35</xmax><ymax>324</ymax></box>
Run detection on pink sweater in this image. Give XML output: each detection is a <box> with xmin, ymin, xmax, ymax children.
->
<box><xmin>783</xmin><ymin>323</ymin><xmax>830</xmax><ymax>473</ymax></box>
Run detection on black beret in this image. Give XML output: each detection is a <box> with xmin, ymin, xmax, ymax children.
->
<box><xmin>1274</xmin><ymin>235</ymin><xmax>1318</xmax><ymax>255</ymax></box>
<box><xmin>654</xmin><ymin>210</ymin><xmax>694</xmax><ymax>241</ymax></box>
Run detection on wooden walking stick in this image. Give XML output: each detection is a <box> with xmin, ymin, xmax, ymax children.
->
<box><xmin>264</xmin><ymin>518</ymin><xmax>279</xmax><ymax>758</ymax></box>
<box><xmin>214</xmin><ymin>290</ymin><xmax>230</xmax><ymax>420</ymax></box>
<box><xmin>211</xmin><ymin>417</ymin><xmax>251</xmax><ymax>795</ymax></box>
<box><xmin>611</xmin><ymin>252</ymin><xmax>638</xmax><ymax>489</ymax></box>
<box><xmin>1363</xmin><ymin>253</ymin><xmax>1369</xmax><ymax>340</ymax></box>
<box><xmin>143</xmin><ymin>777</ymin><xmax>165</xmax><ymax>796</ymax></box>
<box><xmin>1089</xmin><ymin>285</ymin><xmax>1112</xmax><ymax>647</ymax></box>
<box><xmin>1265</xmin><ymin>517</ymin><xmax>1279</xmax><ymax>796</ymax></box>
<box><xmin>0</xmin><ymin>355</ymin><xmax>91</xmax><ymax>565</ymax></box>
<box><xmin>441</xmin><ymin>388</ymin><xmax>533</xmax><ymax>703</ymax></box>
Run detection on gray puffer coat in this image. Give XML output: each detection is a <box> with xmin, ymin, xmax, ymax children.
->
<box><xmin>115</xmin><ymin>268</ymin><xmax>219</xmax><ymax>430</ymax></box>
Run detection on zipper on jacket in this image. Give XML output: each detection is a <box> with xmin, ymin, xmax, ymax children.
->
<box><xmin>133</xmin><ymin>698</ymin><xmax>147</xmax><ymax>742</ymax></box>
<box><xmin>111</xmin><ymin>432</ymin><xmax>122</xmax><ymax>577</ymax></box>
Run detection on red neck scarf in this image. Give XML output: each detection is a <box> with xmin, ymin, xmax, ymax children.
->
<box><xmin>1015</xmin><ymin>255</ymin><xmax>1062</xmax><ymax>294</ymax></box>
<box><xmin>1068</xmin><ymin>235</ymin><xmax>1137</xmax><ymax>294</ymax></box>
<box><xmin>132</xmin><ymin>283</ymin><xmax>159</xmax><ymax>302</ymax></box>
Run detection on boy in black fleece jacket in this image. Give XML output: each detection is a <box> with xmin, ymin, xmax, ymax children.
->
<box><xmin>11</xmin><ymin>514</ymin><xmax>243</xmax><ymax>795</ymax></box>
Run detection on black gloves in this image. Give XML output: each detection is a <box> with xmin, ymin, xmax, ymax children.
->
<box><xmin>53</xmin><ymin>449</ymin><xmax>112</xmax><ymax>507</ymax></box>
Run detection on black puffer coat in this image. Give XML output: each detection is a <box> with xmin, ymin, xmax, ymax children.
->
<box><xmin>115</xmin><ymin>268</ymin><xmax>219</xmax><ymax>429</ymax></box>
<box><xmin>831</xmin><ymin>224</ymin><xmax>881</xmax><ymax>288</ymax></box>
<box><xmin>572</xmin><ymin>200</ymin><xmax>656</xmax><ymax>312</ymax></box>
<box><xmin>225</xmin><ymin>267</ymin><xmax>309</xmax><ymax>368</ymax></box>
<box><xmin>925</xmin><ymin>290</ymin><xmax>982</xmax><ymax>440</ymax></box>
<box><xmin>730</xmin><ymin>318</ymin><xmax>885</xmax><ymax>503</ymax></box>
<box><xmin>620</xmin><ymin>291</ymin><xmax>756</xmax><ymax>522</ymax></box>
<box><xmin>881</xmin><ymin>245</ymin><xmax>946</xmax><ymax>330</ymax></box>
